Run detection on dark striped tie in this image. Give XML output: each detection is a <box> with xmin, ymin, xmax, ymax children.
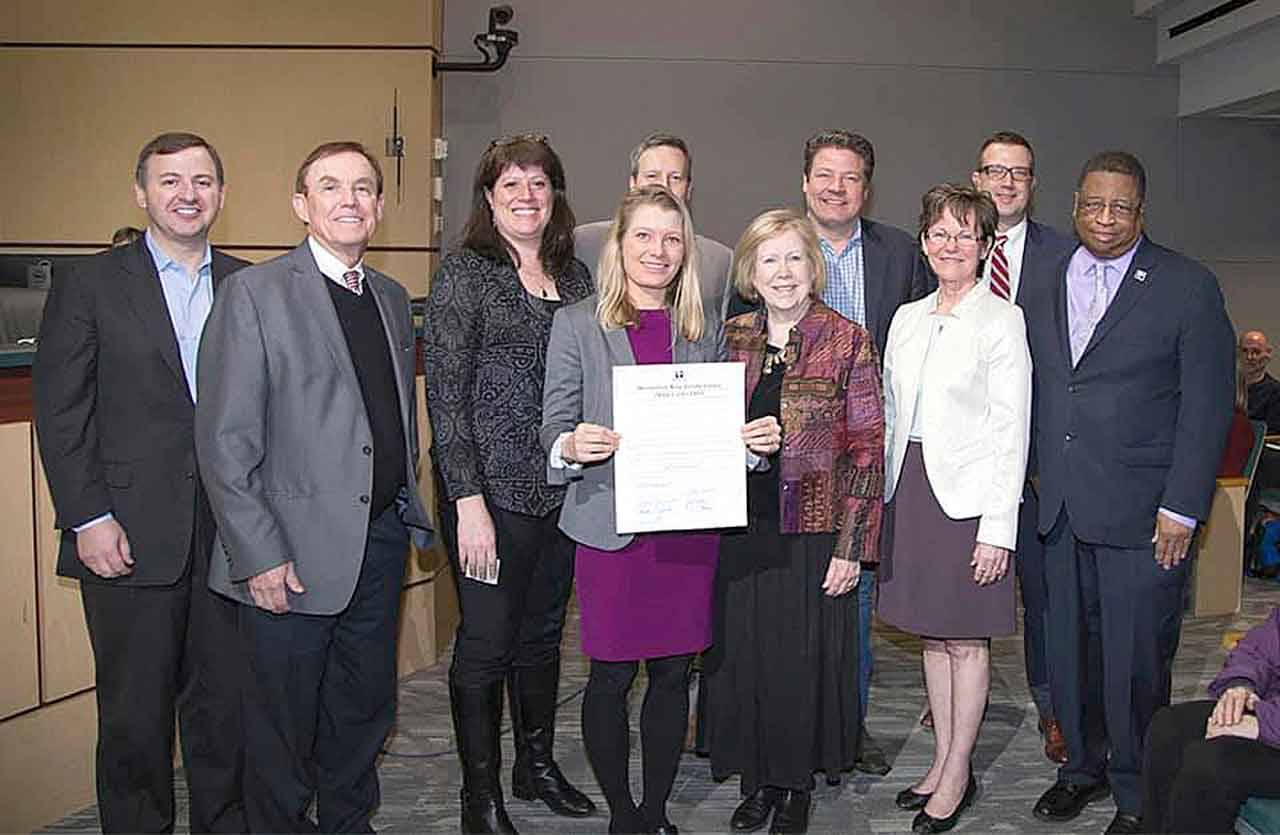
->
<box><xmin>343</xmin><ymin>269</ymin><xmax>362</xmax><ymax>295</ymax></box>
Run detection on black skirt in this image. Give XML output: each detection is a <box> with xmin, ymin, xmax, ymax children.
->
<box><xmin>705</xmin><ymin>519</ymin><xmax>861</xmax><ymax>793</ymax></box>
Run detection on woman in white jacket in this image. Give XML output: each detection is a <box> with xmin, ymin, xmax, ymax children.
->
<box><xmin>878</xmin><ymin>184</ymin><xmax>1031</xmax><ymax>834</ymax></box>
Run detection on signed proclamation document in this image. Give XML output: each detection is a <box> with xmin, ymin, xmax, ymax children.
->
<box><xmin>612</xmin><ymin>362</ymin><xmax>747</xmax><ymax>534</ymax></box>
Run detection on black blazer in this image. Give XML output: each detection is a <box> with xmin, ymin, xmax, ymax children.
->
<box><xmin>725</xmin><ymin>217</ymin><xmax>933</xmax><ymax>359</ymax></box>
<box><xmin>1023</xmin><ymin>236</ymin><xmax>1235</xmax><ymax>547</ymax></box>
<box><xmin>33</xmin><ymin>238</ymin><xmax>248</xmax><ymax>585</ymax></box>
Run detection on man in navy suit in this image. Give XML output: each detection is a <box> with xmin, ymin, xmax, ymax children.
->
<box><xmin>1025</xmin><ymin>151</ymin><xmax>1234</xmax><ymax>834</ymax></box>
<box><xmin>971</xmin><ymin>130</ymin><xmax>1074</xmax><ymax>765</ymax></box>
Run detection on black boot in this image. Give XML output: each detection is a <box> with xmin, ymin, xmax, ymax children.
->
<box><xmin>508</xmin><ymin>663</ymin><xmax>597</xmax><ymax>817</ymax></box>
<box><xmin>452</xmin><ymin>680</ymin><xmax>518</xmax><ymax>834</ymax></box>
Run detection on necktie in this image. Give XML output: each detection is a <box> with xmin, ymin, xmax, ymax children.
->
<box><xmin>343</xmin><ymin>269</ymin><xmax>362</xmax><ymax>295</ymax></box>
<box><xmin>1089</xmin><ymin>263</ymin><xmax>1109</xmax><ymax>323</ymax></box>
<box><xmin>989</xmin><ymin>235</ymin><xmax>1011</xmax><ymax>301</ymax></box>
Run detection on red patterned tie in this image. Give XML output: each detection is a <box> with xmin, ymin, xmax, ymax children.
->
<box><xmin>990</xmin><ymin>235</ymin><xmax>1011</xmax><ymax>301</ymax></box>
<box><xmin>343</xmin><ymin>269</ymin><xmax>361</xmax><ymax>295</ymax></box>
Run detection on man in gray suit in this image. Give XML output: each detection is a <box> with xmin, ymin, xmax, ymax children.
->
<box><xmin>196</xmin><ymin>141</ymin><xmax>433</xmax><ymax>833</ymax></box>
<box><xmin>574</xmin><ymin>132</ymin><xmax>733</xmax><ymax>314</ymax></box>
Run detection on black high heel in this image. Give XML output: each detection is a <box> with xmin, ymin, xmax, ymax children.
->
<box><xmin>911</xmin><ymin>774</ymin><xmax>977</xmax><ymax>833</ymax></box>
<box><xmin>895</xmin><ymin>786</ymin><xmax>932</xmax><ymax>811</ymax></box>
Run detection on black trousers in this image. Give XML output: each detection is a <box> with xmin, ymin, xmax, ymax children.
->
<box><xmin>1043</xmin><ymin>508</ymin><xmax>1189</xmax><ymax>815</ymax></box>
<box><xmin>440</xmin><ymin>497</ymin><xmax>575</xmax><ymax>688</ymax></box>
<box><xmin>239</xmin><ymin>506</ymin><xmax>408</xmax><ymax>834</ymax></box>
<box><xmin>582</xmin><ymin>654</ymin><xmax>694</xmax><ymax>826</ymax></box>
<box><xmin>1141</xmin><ymin>699</ymin><xmax>1280</xmax><ymax>833</ymax></box>
<box><xmin>1016</xmin><ymin>484</ymin><xmax>1053</xmax><ymax>719</ymax></box>
<box><xmin>80</xmin><ymin>487</ymin><xmax>244</xmax><ymax>834</ymax></box>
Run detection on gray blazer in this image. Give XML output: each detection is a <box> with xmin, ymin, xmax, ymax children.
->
<box><xmin>540</xmin><ymin>294</ymin><xmax>726</xmax><ymax>551</ymax></box>
<box><xmin>196</xmin><ymin>241</ymin><xmax>433</xmax><ymax>615</ymax></box>
<box><xmin>574</xmin><ymin>220</ymin><xmax>733</xmax><ymax>317</ymax></box>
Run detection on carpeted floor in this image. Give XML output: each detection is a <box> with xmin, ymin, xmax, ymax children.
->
<box><xmin>42</xmin><ymin>577</ymin><xmax>1280</xmax><ymax>834</ymax></box>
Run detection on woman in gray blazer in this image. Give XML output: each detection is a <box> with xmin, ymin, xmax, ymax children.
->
<box><xmin>541</xmin><ymin>186</ymin><xmax>779</xmax><ymax>834</ymax></box>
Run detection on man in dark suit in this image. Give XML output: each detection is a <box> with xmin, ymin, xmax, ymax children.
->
<box><xmin>196</xmin><ymin>141</ymin><xmax>433</xmax><ymax>833</ymax></box>
<box><xmin>1025</xmin><ymin>151</ymin><xmax>1234</xmax><ymax>834</ymax></box>
<box><xmin>971</xmin><ymin>130</ymin><xmax>1075</xmax><ymax>765</ymax></box>
<box><xmin>33</xmin><ymin>132</ymin><xmax>248</xmax><ymax>833</ymax></box>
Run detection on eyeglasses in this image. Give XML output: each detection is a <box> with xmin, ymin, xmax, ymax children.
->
<box><xmin>978</xmin><ymin>164</ymin><xmax>1033</xmax><ymax>183</ymax></box>
<box><xmin>488</xmin><ymin>133</ymin><xmax>550</xmax><ymax>149</ymax></box>
<box><xmin>925</xmin><ymin>229</ymin><xmax>981</xmax><ymax>248</ymax></box>
<box><xmin>1076</xmin><ymin>198</ymin><xmax>1140</xmax><ymax>220</ymax></box>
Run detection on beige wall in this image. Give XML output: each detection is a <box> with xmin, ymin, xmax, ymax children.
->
<box><xmin>0</xmin><ymin>2</ymin><xmax>449</xmax><ymax>830</ymax></box>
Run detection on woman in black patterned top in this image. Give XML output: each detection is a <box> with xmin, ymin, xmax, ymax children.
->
<box><xmin>424</xmin><ymin>135</ymin><xmax>595</xmax><ymax>834</ymax></box>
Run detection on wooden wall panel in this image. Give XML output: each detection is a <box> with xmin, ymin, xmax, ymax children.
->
<box><xmin>0</xmin><ymin>49</ymin><xmax>434</xmax><ymax>251</ymax></box>
<box><xmin>1</xmin><ymin>0</ymin><xmax>435</xmax><ymax>45</ymax></box>
<box><xmin>0</xmin><ymin>691</ymin><xmax>97</xmax><ymax>834</ymax></box>
<box><xmin>33</xmin><ymin>446</ymin><xmax>96</xmax><ymax>702</ymax></box>
<box><xmin>0</xmin><ymin>423</ymin><xmax>39</xmax><ymax>720</ymax></box>
<box><xmin>406</xmin><ymin>377</ymin><xmax>448</xmax><ymax>584</ymax></box>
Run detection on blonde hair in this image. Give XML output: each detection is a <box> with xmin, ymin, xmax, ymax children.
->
<box><xmin>595</xmin><ymin>186</ymin><xmax>704</xmax><ymax>342</ymax></box>
<box><xmin>731</xmin><ymin>208</ymin><xmax>827</xmax><ymax>303</ymax></box>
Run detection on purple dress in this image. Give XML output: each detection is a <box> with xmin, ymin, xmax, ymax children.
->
<box><xmin>575</xmin><ymin>309</ymin><xmax>720</xmax><ymax>661</ymax></box>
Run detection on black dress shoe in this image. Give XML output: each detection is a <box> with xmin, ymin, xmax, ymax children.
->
<box><xmin>1032</xmin><ymin>779</ymin><xmax>1111</xmax><ymax>822</ymax></box>
<box><xmin>1105</xmin><ymin>812</ymin><xmax>1142</xmax><ymax>834</ymax></box>
<box><xmin>730</xmin><ymin>788</ymin><xmax>779</xmax><ymax>832</ymax></box>
<box><xmin>853</xmin><ymin>729</ymin><xmax>891</xmax><ymax>776</ymax></box>
<box><xmin>769</xmin><ymin>790</ymin><xmax>811</xmax><ymax>834</ymax></box>
<box><xmin>910</xmin><ymin>775</ymin><xmax>976</xmax><ymax>834</ymax></box>
<box><xmin>895</xmin><ymin>785</ymin><xmax>932</xmax><ymax>811</ymax></box>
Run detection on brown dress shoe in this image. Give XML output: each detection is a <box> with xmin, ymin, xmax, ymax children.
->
<box><xmin>1039</xmin><ymin>717</ymin><xmax>1068</xmax><ymax>764</ymax></box>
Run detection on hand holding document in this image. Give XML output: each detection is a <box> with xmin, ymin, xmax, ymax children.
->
<box><xmin>612</xmin><ymin>362</ymin><xmax>747</xmax><ymax>534</ymax></box>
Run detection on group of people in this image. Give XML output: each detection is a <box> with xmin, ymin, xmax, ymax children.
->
<box><xmin>28</xmin><ymin>123</ymin><xmax>1274</xmax><ymax>835</ymax></box>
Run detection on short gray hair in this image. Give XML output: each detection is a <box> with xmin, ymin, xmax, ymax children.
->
<box><xmin>627</xmin><ymin>132</ymin><xmax>692</xmax><ymax>182</ymax></box>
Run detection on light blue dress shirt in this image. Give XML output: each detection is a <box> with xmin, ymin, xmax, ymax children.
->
<box><xmin>819</xmin><ymin>219</ymin><xmax>866</xmax><ymax>326</ymax></box>
<box><xmin>146</xmin><ymin>229</ymin><xmax>213</xmax><ymax>403</ymax></box>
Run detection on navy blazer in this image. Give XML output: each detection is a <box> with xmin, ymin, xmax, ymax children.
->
<box><xmin>1023</xmin><ymin>235</ymin><xmax>1235</xmax><ymax>547</ymax></box>
<box><xmin>1013</xmin><ymin>219</ymin><xmax>1076</xmax><ymax>480</ymax></box>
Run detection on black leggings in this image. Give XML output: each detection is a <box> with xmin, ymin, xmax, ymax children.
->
<box><xmin>1141</xmin><ymin>699</ymin><xmax>1280</xmax><ymax>833</ymax></box>
<box><xmin>582</xmin><ymin>654</ymin><xmax>694</xmax><ymax>827</ymax></box>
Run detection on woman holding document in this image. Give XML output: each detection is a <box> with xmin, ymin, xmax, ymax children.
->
<box><xmin>541</xmin><ymin>185</ymin><xmax>781</xmax><ymax>834</ymax></box>
<box><xmin>705</xmin><ymin>208</ymin><xmax>885</xmax><ymax>835</ymax></box>
<box><xmin>878</xmin><ymin>184</ymin><xmax>1030</xmax><ymax>833</ymax></box>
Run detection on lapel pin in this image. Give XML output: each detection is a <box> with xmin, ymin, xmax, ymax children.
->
<box><xmin>1134</xmin><ymin>269</ymin><xmax>1148</xmax><ymax>283</ymax></box>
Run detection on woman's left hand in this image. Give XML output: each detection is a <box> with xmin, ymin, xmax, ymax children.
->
<box><xmin>822</xmin><ymin>557</ymin><xmax>860</xmax><ymax>597</ymax></box>
<box><xmin>971</xmin><ymin>543</ymin><xmax>1010</xmax><ymax>586</ymax></box>
<box><xmin>1205</xmin><ymin>713</ymin><xmax>1260</xmax><ymax>741</ymax></box>
<box><xmin>742</xmin><ymin>416</ymin><xmax>782</xmax><ymax>456</ymax></box>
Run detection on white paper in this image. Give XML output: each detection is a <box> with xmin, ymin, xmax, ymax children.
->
<box><xmin>612</xmin><ymin>362</ymin><xmax>747</xmax><ymax>534</ymax></box>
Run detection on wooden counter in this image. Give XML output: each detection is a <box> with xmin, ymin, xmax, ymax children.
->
<box><xmin>0</xmin><ymin>359</ymin><xmax>457</xmax><ymax>831</ymax></box>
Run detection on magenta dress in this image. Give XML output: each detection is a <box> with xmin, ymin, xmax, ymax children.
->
<box><xmin>575</xmin><ymin>309</ymin><xmax>720</xmax><ymax>661</ymax></box>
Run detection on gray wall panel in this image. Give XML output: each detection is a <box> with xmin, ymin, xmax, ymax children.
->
<box><xmin>439</xmin><ymin>0</ymin><xmax>1278</xmax><ymax>334</ymax></box>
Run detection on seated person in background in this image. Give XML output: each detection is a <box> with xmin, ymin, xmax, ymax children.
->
<box><xmin>1220</xmin><ymin>354</ymin><xmax>1258</xmax><ymax>478</ymax></box>
<box><xmin>1241</xmin><ymin>330</ymin><xmax>1280</xmax><ymax>434</ymax></box>
<box><xmin>1141</xmin><ymin>607</ymin><xmax>1280</xmax><ymax>833</ymax></box>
